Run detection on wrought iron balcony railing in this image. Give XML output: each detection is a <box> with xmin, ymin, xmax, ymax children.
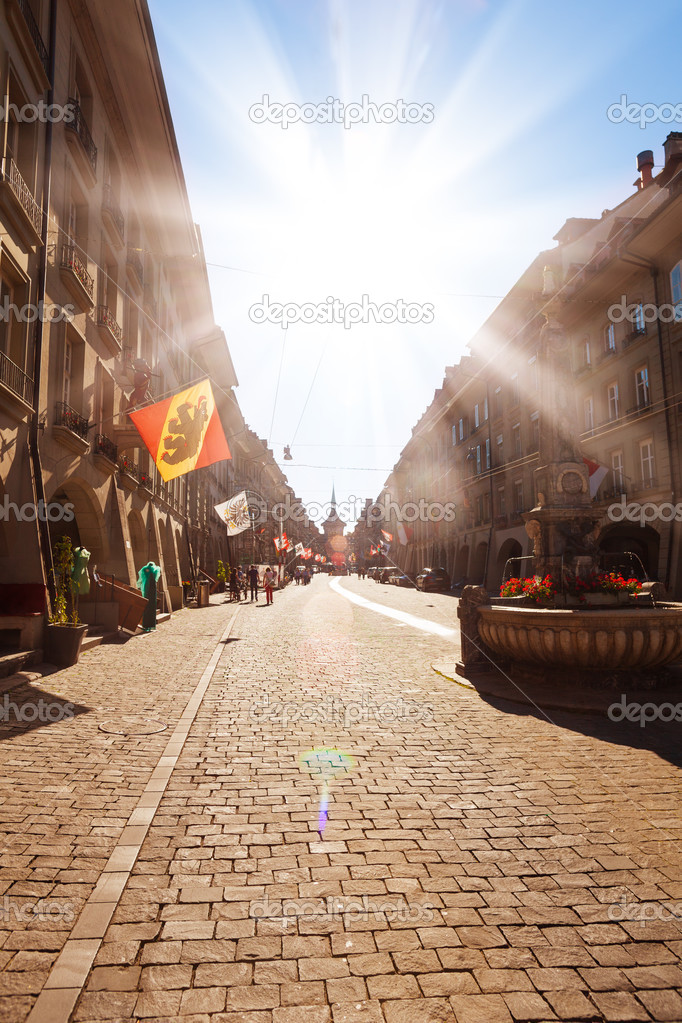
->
<box><xmin>96</xmin><ymin>305</ymin><xmax>123</xmax><ymax>345</ymax></box>
<box><xmin>66</xmin><ymin>100</ymin><xmax>97</xmax><ymax>175</ymax></box>
<box><xmin>55</xmin><ymin>400</ymin><xmax>89</xmax><ymax>439</ymax></box>
<box><xmin>3</xmin><ymin>158</ymin><xmax>42</xmax><ymax>236</ymax></box>
<box><xmin>623</xmin><ymin>326</ymin><xmax>647</xmax><ymax>349</ymax></box>
<box><xmin>102</xmin><ymin>183</ymin><xmax>124</xmax><ymax>240</ymax></box>
<box><xmin>127</xmin><ymin>247</ymin><xmax>144</xmax><ymax>287</ymax></box>
<box><xmin>0</xmin><ymin>351</ymin><xmax>34</xmax><ymax>404</ymax></box>
<box><xmin>15</xmin><ymin>0</ymin><xmax>49</xmax><ymax>77</ymax></box>
<box><xmin>60</xmin><ymin>244</ymin><xmax>94</xmax><ymax>299</ymax></box>
<box><xmin>94</xmin><ymin>433</ymin><xmax>117</xmax><ymax>463</ymax></box>
<box><xmin>626</xmin><ymin>400</ymin><xmax>652</xmax><ymax>417</ymax></box>
<box><xmin>139</xmin><ymin>470</ymin><xmax>153</xmax><ymax>489</ymax></box>
<box><xmin>118</xmin><ymin>454</ymin><xmax>139</xmax><ymax>480</ymax></box>
<box><xmin>634</xmin><ymin>477</ymin><xmax>658</xmax><ymax>492</ymax></box>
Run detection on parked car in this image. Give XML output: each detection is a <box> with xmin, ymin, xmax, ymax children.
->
<box><xmin>416</xmin><ymin>567</ymin><xmax>450</xmax><ymax>592</ymax></box>
<box><xmin>393</xmin><ymin>573</ymin><xmax>414</xmax><ymax>587</ymax></box>
<box><xmin>376</xmin><ymin>568</ymin><xmax>395</xmax><ymax>583</ymax></box>
<box><xmin>367</xmin><ymin>566</ymin><xmax>380</xmax><ymax>580</ymax></box>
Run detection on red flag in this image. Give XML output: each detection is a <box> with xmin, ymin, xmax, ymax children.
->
<box><xmin>129</xmin><ymin>379</ymin><xmax>230</xmax><ymax>482</ymax></box>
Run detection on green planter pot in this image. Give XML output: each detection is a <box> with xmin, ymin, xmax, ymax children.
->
<box><xmin>44</xmin><ymin>623</ymin><xmax>88</xmax><ymax>667</ymax></box>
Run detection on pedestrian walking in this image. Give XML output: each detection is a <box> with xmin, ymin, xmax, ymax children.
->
<box><xmin>264</xmin><ymin>566</ymin><xmax>275</xmax><ymax>605</ymax></box>
<box><xmin>229</xmin><ymin>567</ymin><xmax>240</xmax><ymax>602</ymax></box>
<box><xmin>248</xmin><ymin>564</ymin><xmax>259</xmax><ymax>602</ymax></box>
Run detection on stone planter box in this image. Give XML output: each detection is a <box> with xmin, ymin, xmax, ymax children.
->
<box><xmin>44</xmin><ymin>624</ymin><xmax>88</xmax><ymax>667</ymax></box>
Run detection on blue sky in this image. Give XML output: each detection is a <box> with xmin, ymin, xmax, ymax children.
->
<box><xmin>147</xmin><ymin>0</ymin><xmax>681</xmax><ymax>525</ymax></box>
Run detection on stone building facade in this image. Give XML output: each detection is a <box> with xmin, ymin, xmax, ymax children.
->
<box><xmin>381</xmin><ymin>137</ymin><xmax>682</xmax><ymax>597</ymax></box>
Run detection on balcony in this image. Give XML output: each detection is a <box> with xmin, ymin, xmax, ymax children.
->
<box><xmin>96</xmin><ymin>304</ymin><xmax>123</xmax><ymax>356</ymax></box>
<box><xmin>626</xmin><ymin>400</ymin><xmax>651</xmax><ymax>417</ymax></box>
<box><xmin>117</xmin><ymin>454</ymin><xmax>139</xmax><ymax>491</ymax></box>
<box><xmin>5</xmin><ymin>0</ymin><xmax>50</xmax><ymax>89</ymax></box>
<box><xmin>622</xmin><ymin>326</ymin><xmax>647</xmax><ymax>349</ymax></box>
<box><xmin>0</xmin><ymin>351</ymin><xmax>33</xmax><ymax>418</ymax></box>
<box><xmin>138</xmin><ymin>470</ymin><xmax>153</xmax><ymax>492</ymax></box>
<box><xmin>102</xmin><ymin>184</ymin><xmax>124</xmax><ymax>246</ymax></box>
<box><xmin>59</xmin><ymin>245</ymin><xmax>94</xmax><ymax>308</ymax></box>
<box><xmin>0</xmin><ymin>157</ymin><xmax>43</xmax><ymax>245</ymax></box>
<box><xmin>494</xmin><ymin>514</ymin><xmax>508</xmax><ymax>529</ymax></box>
<box><xmin>53</xmin><ymin>400</ymin><xmax>90</xmax><ymax>454</ymax></box>
<box><xmin>633</xmin><ymin>477</ymin><xmax>659</xmax><ymax>493</ymax></box>
<box><xmin>574</xmin><ymin>361</ymin><xmax>592</xmax><ymax>378</ymax></box>
<box><xmin>126</xmin><ymin>247</ymin><xmax>144</xmax><ymax>291</ymax></box>
<box><xmin>93</xmin><ymin>433</ymin><xmax>118</xmax><ymax>475</ymax></box>
<box><xmin>65</xmin><ymin>100</ymin><xmax>97</xmax><ymax>183</ymax></box>
<box><xmin>596</xmin><ymin>346</ymin><xmax>618</xmax><ymax>365</ymax></box>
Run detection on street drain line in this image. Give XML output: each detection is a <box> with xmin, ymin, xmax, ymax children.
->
<box><xmin>27</xmin><ymin>605</ymin><xmax>242</xmax><ymax>1023</ymax></box>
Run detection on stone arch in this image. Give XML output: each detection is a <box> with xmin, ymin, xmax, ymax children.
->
<box><xmin>597</xmin><ymin>522</ymin><xmax>661</xmax><ymax>581</ymax></box>
<box><xmin>48</xmin><ymin>477</ymin><xmax>109</xmax><ymax>568</ymax></box>
<box><xmin>494</xmin><ymin>537</ymin><xmax>524</xmax><ymax>590</ymax></box>
<box><xmin>127</xmin><ymin>508</ymin><xmax>147</xmax><ymax>575</ymax></box>
<box><xmin>454</xmin><ymin>544</ymin><xmax>469</xmax><ymax>582</ymax></box>
<box><xmin>470</xmin><ymin>541</ymin><xmax>488</xmax><ymax>585</ymax></box>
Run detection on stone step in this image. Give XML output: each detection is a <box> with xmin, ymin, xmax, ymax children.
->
<box><xmin>0</xmin><ymin>649</ymin><xmax>42</xmax><ymax>680</ymax></box>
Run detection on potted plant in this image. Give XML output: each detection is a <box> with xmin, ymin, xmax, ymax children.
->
<box><xmin>44</xmin><ymin>536</ymin><xmax>88</xmax><ymax>667</ymax></box>
<box><xmin>216</xmin><ymin>560</ymin><xmax>227</xmax><ymax>593</ymax></box>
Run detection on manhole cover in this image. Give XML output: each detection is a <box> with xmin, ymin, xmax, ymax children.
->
<box><xmin>98</xmin><ymin>716</ymin><xmax>167</xmax><ymax>735</ymax></box>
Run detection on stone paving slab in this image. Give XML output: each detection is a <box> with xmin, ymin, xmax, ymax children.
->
<box><xmin>1</xmin><ymin>577</ymin><xmax>682</xmax><ymax>1021</ymax></box>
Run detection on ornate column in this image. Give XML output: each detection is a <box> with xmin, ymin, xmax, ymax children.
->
<box><xmin>524</xmin><ymin>268</ymin><xmax>601</xmax><ymax>580</ymax></box>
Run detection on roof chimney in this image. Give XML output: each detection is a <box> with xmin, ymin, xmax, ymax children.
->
<box><xmin>636</xmin><ymin>150</ymin><xmax>654</xmax><ymax>188</ymax></box>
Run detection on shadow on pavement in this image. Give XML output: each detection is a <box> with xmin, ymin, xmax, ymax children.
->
<box><xmin>0</xmin><ymin>676</ymin><xmax>89</xmax><ymax>740</ymax></box>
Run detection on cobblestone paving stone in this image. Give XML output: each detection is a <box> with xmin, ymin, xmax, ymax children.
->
<box><xmin>2</xmin><ymin>577</ymin><xmax>682</xmax><ymax>1022</ymax></box>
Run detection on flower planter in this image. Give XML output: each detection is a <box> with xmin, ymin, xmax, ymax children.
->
<box><xmin>583</xmin><ymin>591</ymin><xmax>629</xmax><ymax>607</ymax></box>
<box><xmin>44</xmin><ymin>623</ymin><xmax>88</xmax><ymax>667</ymax></box>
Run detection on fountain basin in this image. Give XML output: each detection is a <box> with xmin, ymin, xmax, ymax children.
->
<box><xmin>477</xmin><ymin>604</ymin><xmax>682</xmax><ymax>671</ymax></box>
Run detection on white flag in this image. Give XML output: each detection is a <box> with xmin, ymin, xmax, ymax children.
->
<box><xmin>294</xmin><ymin>543</ymin><xmax>305</xmax><ymax>556</ymax></box>
<box><xmin>215</xmin><ymin>491</ymin><xmax>250</xmax><ymax>536</ymax></box>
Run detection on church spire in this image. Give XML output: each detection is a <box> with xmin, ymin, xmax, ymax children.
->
<box><xmin>331</xmin><ymin>483</ymin><xmax>336</xmax><ymax>507</ymax></box>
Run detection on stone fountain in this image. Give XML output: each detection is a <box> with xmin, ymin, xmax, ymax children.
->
<box><xmin>457</xmin><ymin>269</ymin><xmax>682</xmax><ymax>684</ymax></box>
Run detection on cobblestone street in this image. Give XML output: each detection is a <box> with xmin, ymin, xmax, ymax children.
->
<box><xmin>1</xmin><ymin>577</ymin><xmax>681</xmax><ymax>1023</ymax></box>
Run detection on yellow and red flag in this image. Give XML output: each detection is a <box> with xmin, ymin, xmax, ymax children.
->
<box><xmin>129</xmin><ymin>380</ymin><xmax>230</xmax><ymax>482</ymax></box>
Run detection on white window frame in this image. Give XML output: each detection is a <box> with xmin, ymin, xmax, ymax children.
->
<box><xmin>635</xmin><ymin>365</ymin><xmax>649</xmax><ymax>408</ymax></box>
<box><xmin>584</xmin><ymin>396</ymin><xmax>594</xmax><ymax>432</ymax></box>
<box><xmin>611</xmin><ymin>450</ymin><xmax>624</xmax><ymax>493</ymax></box>
<box><xmin>640</xmin><ymin>438</ymin><xmax>655</xmax><ymax>486</ymax></box>
<box><xmin>607</xmin><ymin>381</ymin><xmax>619</xmax><ymax>420</ymax></box>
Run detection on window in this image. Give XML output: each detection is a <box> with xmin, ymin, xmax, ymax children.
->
<box><xmin>607</xmin><ymin>382</ymin><xmax>619</xmax><ymax>420</ymax></box>
<box><xmin>458</xmin><ymin>417</ymin><xmax>466</xmax><ymax>443</ymax></box>
<box><xmin>496</xmin><ymin>433</ymin><xmax>504</xmax><ymax>466</ymax></box>
<box><xmin>611</xmin><ymin>450</ymin><xmax>624</xmax><ymax>494</ymax></box>
<box><xmin>483</xmin><ymin>396</ymin><xmax>488</xmax><ymax>421</ymax></box>
<box><xmin>497</xmin><ymin>487</ymin><xmax>506</xmax><ymax>516</ymax></box>
<box><xmin>604</xmin><ymin>322</ymin><xmax>616</xmax><ymax>352</ymax></box>
<box><xmin>511</xmin><ymin>373</ymin><xmax>519</xmax><ymax>405</ymax></box>
<box><xmin>670</xmin><ymin>261</ymin><xmax>682</xmax><ymax>322</ymax></box>
<box><xmin>640</xmin><ymin>439</ymin><xmax>655</xmax><ymax>486</ymax></box>
<box><xmin>483</xmin><ymin>493</ymin><xmax>491</xmax><ymax>521</ymax></box>
<box><xmin>530</xmin><ymin>411</ymin><xmax>539</xmax><ymax>451</ymax></box>
<box><xmin>493</xmin><ymin>386</ymin><xmax>502</xmax><ymax>419</ymax></box>
<box><xmin>63</xmin><ymin>338</ymin><xmax>73</xmax><ymax>406</ymax></box>
<box><xmin>528</xmin><ymin>355</ymin><xmax>538</xmax><ymax>391</ymax></box>
<box><xmin>451</xmin><ymin>424</ymin><xmax>457</xmax><ymax>446</ymax></box>
<box><xmin>513</xmin><ymin>479</ymin><xmax>524</xmax><ymax>513</ymax></box>
<box><xmin>485</xmin><ymin>437</ymin><xmax>490</xmax><ymax>469</ymax></box>
<box><xmin>474</xmin><ymin>403</ymin><xmax>480</xmax><ymax>429</ymax></box>
<box><xmin>512</xmin><ymin>423</ymin><xmax>521</xmax><ymax>458</ymax></box>
<box><xmin>584</xmin><ymin>396</ymin><xmax>594</xmax><ymax>432</ymax></box>
<box><xmin>633</xmin><ymin>303</ymin><xmax>646</xmax><ymax>335</ymax></box>
<box><xmin>635</xmin><ymin>366</ymin><xmax>649</xmax><ymax>408</ymax></box>
<box><xmin>475</xmin><ymin>445</ymin><xmax>481</xmax><ymax>475</ymax></box>
<box><xmin>582</xmin><ymin>338</ymin><xmax>591</xmax><ymax>367</ymax></box>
